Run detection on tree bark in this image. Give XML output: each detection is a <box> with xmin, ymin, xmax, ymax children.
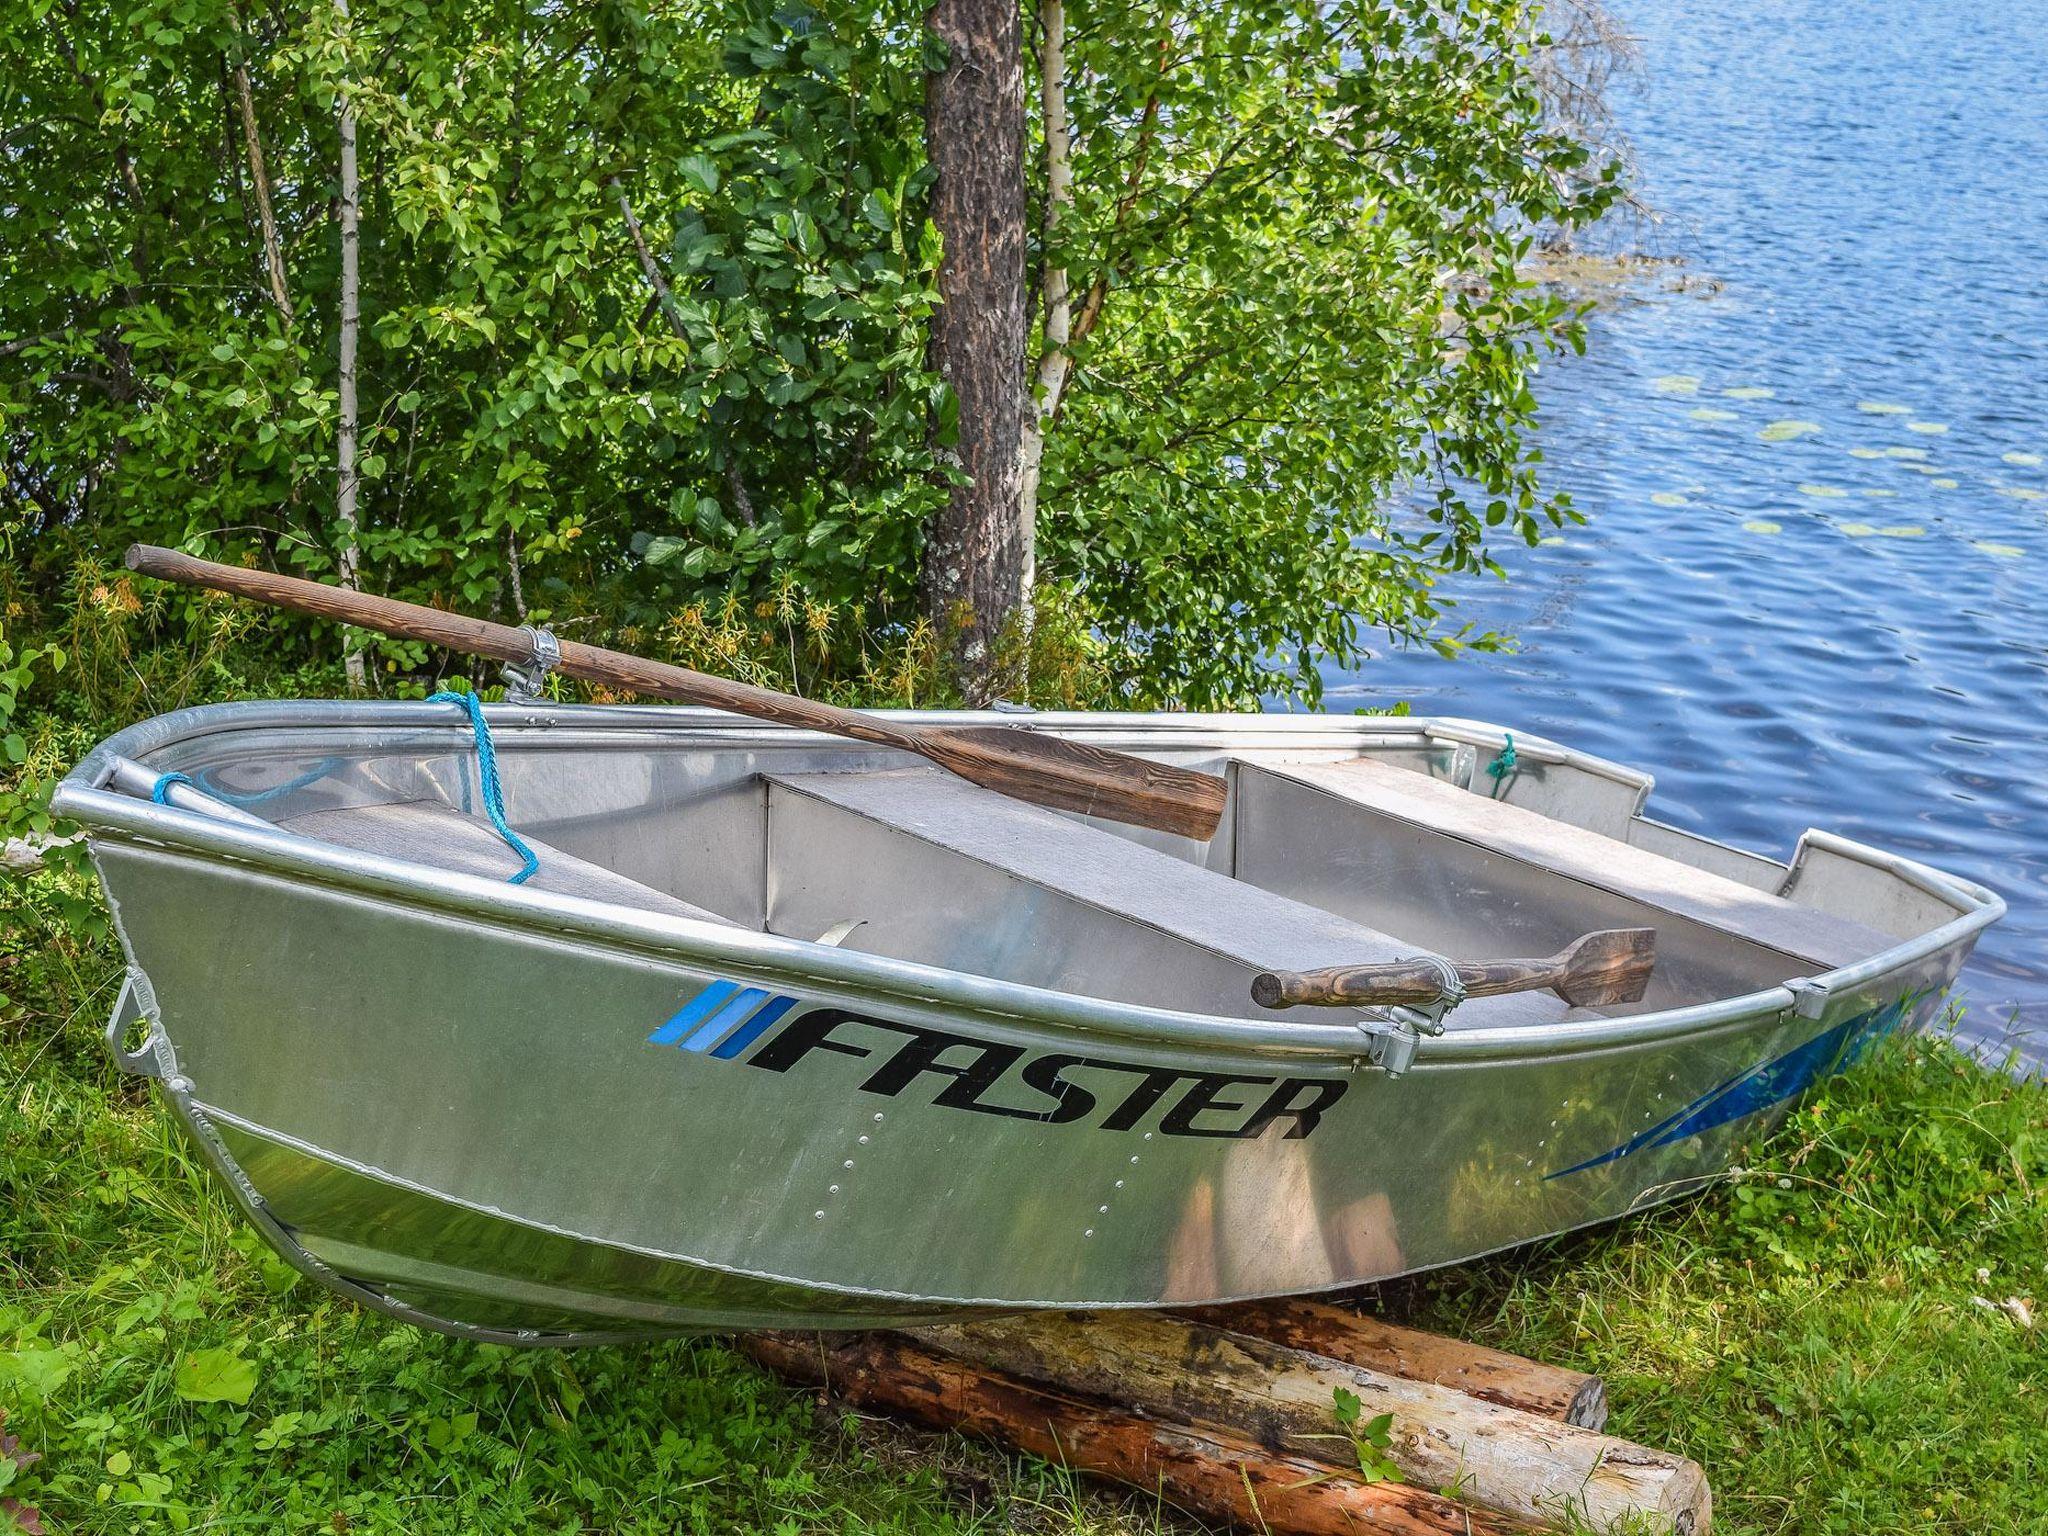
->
<box><xmin>912</xmin><ymin>1312</ymin><xmax>1711</xmax><ymax>1534</ymax></box>
<box><xmin>229</xmin><ymin>22</ymin><xmax>292</xmax><ymax>326</ymax></box>
<box><xmin>1180</xmin><ymin>1299</ymin><xmax>1608</xmax><ymax>1429</ymax></box>
<box><xmin>504</xmin><ymin>526</ymin><xmax>526</xmax><ymax>620</ymax></box>
<box><xmin>334</xmin><ymin>0</ymin><xmax>364</xmax><ymax>689</ymax></box>
<box><xmin>921</xmin><ymin>0</ymin><xmax>1030</xmax><ymax>702</ymax></box>
<box><xmin>744</xmin><ymin>1331</ymin><xmax>1537</xmax><ymax>1536</ymax></box>
<box><xmin>1015</xmin><ymin>0</ymin><xmax>1071</xmax><ymax>546</ymax></box>
<box><xmin>612</xmin><ymin>175</ymin><xmax>685</xmax><ymax>333</ymax></box>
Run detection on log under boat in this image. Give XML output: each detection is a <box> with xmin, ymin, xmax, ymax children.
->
<box><xmin>55</xmin><ymin>703</ymin><xmax>2001</xmax><ymax>1343</ymax></box>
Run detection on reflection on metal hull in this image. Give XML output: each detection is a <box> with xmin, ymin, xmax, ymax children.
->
<box><xmin>58</xmin><ymin>703</ymin><xmax>2002</xmax><ymax>1343</ymax></box>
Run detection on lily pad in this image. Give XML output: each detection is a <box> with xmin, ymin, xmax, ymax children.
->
<box><xmin>1798</xmin><ymin>484</ymin><xmax>1850</xmax><ymax>498</ymax></box>
<box><xmin>1688</xmin><ymin>407</ymin><xmax>1738</xmax><ymax>422</ymax></box>
<box><xmin>1847</xmin><ymin>447</ymin><xmax>1886</xmax><ymax>459</ymax></box>
<box><xmin>1856</xmin><ymin>402</ymin><xmax>1911</xmax><ymax>415</ymax></box>
<box><xmin>1761</xmin><ymin>420</ymin><xmax>1822</xmax><ymax>442</ymax></box>
<box><xmin>1862</xmin><ymin>487</ymin><xmax>1899</xmax><ymax>498</ymax></box>
<box><xmin>1905</xmin><ymin>421</ymin><xmax>1948</xmax><ymax>435</ymax></box>
<box><xmin>1741</xmin><ymin>520</ymin><xmax>1783</xmax><ymax>535</ymax></box>
<box><xmin>1998</xmin><ymin>487</ymin><xmax>2046</xmax><ymax>500</ymax></box>
<box><xmin>1538</xmin><ymin>535</ymin><xmax>1567</xmax><ymax>546</ymax></box>
<box><xmin>1838</xmin><ymin>522</ymin><xmax>1878</xmax><ymax>537</ymax></box>
<box><xmin>1724</xmin><ymin>385</ymin><xmax>1775</xmax><ymax>399</ymax></box>
<box><xmin>1972</xmin><ymin>541</ymin><xmax>2026</xmax><ymax>559</ymax></box>
<box><xmin>1876</xmin><ymin>525</ymin><xmax>1927</xmax><ymax>538</ymax></box>
<box><xmin>1931</xmin><ymin>477</ymin><xmax>1960</xmax><ymax>489</ymax></box>
<box><xmin>1650</xmin><ymin>491</ymin><xmax>1689</xmax><ymax>507</ymax></box>
<box><xmin>1651</xmin><ymin>374</ymin><xmax>1701</xmax><ymax>394</ymax></box>
<box><xmin>1882</xmin><ymin>446</ymin><xmax>1929</xmax><ymax>459</ymax></box>
<box><xmin>2003</xmin><ymin>451</ymin><xmax>2043</xmax><ymax>467</ymax></box>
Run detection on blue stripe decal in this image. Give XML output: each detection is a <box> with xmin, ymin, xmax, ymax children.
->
<box><xmin>1547</xmin><ymin>993</ymin><xmax>1915</xmax><ymax>1179</ymax></box>
<box><xmin>680</xmin><ymin>986</ymin><xmax>771</xmax><ymax>1053</ymax></box>
<box><xmin>709</xmin><ymin>994</ymin><xmax>797</xmax><ymax>1059</ymax></box>
<box><xmin>647</xmin><ymin>980</ymin><xmax>740</xmax><ymax>1046</ymax></box>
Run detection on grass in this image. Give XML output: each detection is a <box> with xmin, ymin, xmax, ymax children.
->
<box><xmin>4</xmin><ymin>860</ymin><xmax>2043</xmax><ymax>1535</ymax></box>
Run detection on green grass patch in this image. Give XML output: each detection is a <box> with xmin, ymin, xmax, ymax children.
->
<box><xmin>1375</xmin><ymin>1023</ymin><xmax>2047</xmax><ymax>1535</ymax></box>
<box><xmin>4</xmin><ymin>866</ymin><xmax>2042</xmax><ymax>1533</ymax></box>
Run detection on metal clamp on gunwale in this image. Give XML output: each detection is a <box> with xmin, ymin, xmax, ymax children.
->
<box><xmin>1358</xmin><ymin>1015</ymin><xmax>1424</xmax><ymax>1075</ymax></box>
<box><xmin>501</xmin><ymin>624</ymin><xmax>561</xmax><ymax>703</ymax></box>
<box><xmin>1365</xmin><ymin>957</ymin><xmax>1467</xmax><ymax>1077</ymax></box>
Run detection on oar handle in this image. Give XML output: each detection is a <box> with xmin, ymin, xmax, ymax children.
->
<box><xmin>121</xmin><ymin>546</ymin><xmax>1230</xmax><ymax>839</ymax></box>
<box><xmin>123</xmin><ymin>545</ymin><xmax>932</xmax><ymax>752</ymax></box>
<box><xmin>1251</xmin><ymin>928</ymin><xmax>1657</xmax><ymax>1011</ymax></box>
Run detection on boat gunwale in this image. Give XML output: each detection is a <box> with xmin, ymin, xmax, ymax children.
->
<box><xmin>55</xmin><ymin>701</ymin><xmax>2004</xmax><ymax>1067</ymax></box>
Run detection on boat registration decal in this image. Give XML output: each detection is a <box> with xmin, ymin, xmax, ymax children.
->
<box><xmin>1548</xmin><ymin>992</ymin><xmax>1919</xmax><ymax>1179</ymax></box>
<box><xmin>648</xmin><ymin>982</ymin><xmax>1349</xmax><ymax>1140</ymax></box>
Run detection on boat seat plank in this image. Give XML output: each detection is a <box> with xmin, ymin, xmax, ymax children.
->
<box><xmin>280</xmin><ymin>801</ymin><xmax>737</xmax><ymax>926</ymax></box>
<box><xmin>1255</xmin><ymin>758</ymin><xmax>1889</xmax><ymax>970</ymax></box>
<box><xmin>765</xmin><ymin>768</ymin><xmax>1569</xmax><ymax>1026</ymax></box>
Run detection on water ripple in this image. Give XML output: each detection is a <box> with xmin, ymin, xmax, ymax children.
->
<box><xmin>1318</xmin><ymin>0</ymin><xmax>2048</xmax><ymax>1070</ymax></box>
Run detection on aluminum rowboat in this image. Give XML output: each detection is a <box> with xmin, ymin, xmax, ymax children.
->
<box><xmin>55</xmin><ymin>703</ymin><xmax>2001</xmax><ymax>1345</ymax></box>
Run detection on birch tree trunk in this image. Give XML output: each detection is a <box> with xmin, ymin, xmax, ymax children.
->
<box><xmin>612</xmin><ymin>174</ymin><xmax>756</xmax><ymax>527</ymax></box>
<box><xmin>229</xmin><ymin>19</ymin><xmax>292</xmax><ymax>327</ymax></box>
<box><xmin>334</xmin><ymin>0</ymin><xmax>364</xmax><ymax>689</ymax></box>
<box><xmin>1015</xmin><ymin>0</ymin><xmax>1071</xmax><ymax>539</ymax></box>
<box><xmin>920</xmin><ymin>0</ymin><xmax>1030</xmax><ymax>702</ymax></box>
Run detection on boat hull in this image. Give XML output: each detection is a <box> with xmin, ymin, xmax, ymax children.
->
<box><xmin>63</xmin><ymin>704</ymin><xmax>1999</xmax><ymax>1343</ymax></box>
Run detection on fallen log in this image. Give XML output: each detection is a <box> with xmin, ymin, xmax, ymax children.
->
<box><xmin>1181</xmin><ymin>1298</ymin><xmax>1608</xmax><ymax>1429</ymax></box>
<box><xmin>913</xmin><ymin>1312</ymin><xmax>1709</xmax><ymax>1534</ymax></box>
<box><xmin>744</xmin><ymin>1330</ymin><xmax>1535</xmax><ymax>1535</ymax></box>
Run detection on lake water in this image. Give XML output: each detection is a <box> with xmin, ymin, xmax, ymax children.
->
<box><xmin>1320</xmin><ymin>0</ymin><xmax>2048</xmax><ymax>1067</ymax></box>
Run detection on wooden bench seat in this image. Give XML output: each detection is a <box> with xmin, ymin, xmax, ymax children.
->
<box><xmin>1234</xmin><ymin>759</ymin><xmax>1893</xmax><ymax>995</ymax></box>
<box><xmin>762</xmin><ymin>769</ymin><xmax>1572</xmax><ymax>1027</ymax></box>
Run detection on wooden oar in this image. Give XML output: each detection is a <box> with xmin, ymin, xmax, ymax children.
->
<box><xmin>1251</xmin><ymin>927</ymin><xmax>1656</xmax><ymax>1011</ymax></box>
<box><xmin>123</xmin><ymin>545</ymin><xmax>1229</xmax><ymax>840</ymax></box>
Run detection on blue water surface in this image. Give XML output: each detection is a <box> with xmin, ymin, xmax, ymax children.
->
<box><xmin>1320</xmin><ymin>0</ymin><xmax>2048</xmax><ymax>1065</ymax></box>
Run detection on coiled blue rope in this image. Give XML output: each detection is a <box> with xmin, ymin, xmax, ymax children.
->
<box><xmin>427</xmin><ymin>691</ymin><xmax>539</xmax><ymax>885</ymax></box>
<box><xmin>150</xmin><ymin>771</ymin><xmax>196</xmax><ymax>805</ymax></box>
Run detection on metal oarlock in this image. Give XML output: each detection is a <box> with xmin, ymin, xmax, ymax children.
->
<box><xmin>1408</xmin><ymin>952</ymin><xmax>1468</xmax><ymax>1036</ymax></box>
<box><xmin>501</xmin><ymin>624</ymin><xmax>561</xmax><ymax>702</ymax></box>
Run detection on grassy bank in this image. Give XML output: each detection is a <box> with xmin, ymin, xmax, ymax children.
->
<box><xmin>3</xmin><ymin>875</ymin><xmax>2043</xmax><ymax>1534</ymax></box>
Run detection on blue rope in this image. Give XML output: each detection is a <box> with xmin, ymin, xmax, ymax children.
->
<box><xmin>151</xmin><ymin>771</ymin><xmax>196</xmax><ymax>805</ymax></box>
<box><xmin>196</xmin><ymin>758</ymin><xmax>339</xmax><ymax>806</ymax></box>
<box><xmin>1486</xmin><ymin>733</ymin><xmax>1518</xmax><ymax>795</ymax></box>
<box><xmin>426</xmin><ymin>691</ymin><xmax>539</xmax><ymax>885</ymax></box>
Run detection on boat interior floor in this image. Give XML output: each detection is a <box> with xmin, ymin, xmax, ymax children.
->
<box><xmin>278</xmin><ymin>752</ymin><xmax>1901</xmax><ymax>1027</ymax></box>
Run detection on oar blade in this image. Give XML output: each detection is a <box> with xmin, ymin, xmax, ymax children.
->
<box><xmin>1555</xmin><ymin>927</ymin><xmax>1658</xmax><ymax>1007</ymax></box>
<box><xmin>926</xmin><ymin>725</ymin><xmax>1228</xmax><ymax>841</ymax></box>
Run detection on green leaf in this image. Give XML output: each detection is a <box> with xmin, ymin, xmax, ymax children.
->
<box><xmin>173</xmin><ymin>1347</ymin><xmax>259</xmax><ymax>1405</ymax></box>
<box><xmin>642</xmin><ymin>536</ymin><xmax>688</xmax><ymax>567</ymax></box>
<box><xmin>0</xmin><ymin>1346</ymin><xmax>73</xmax><ymax>1399</ymax></box>
<box><xmin>677</xmin><ymin>154</ymin><xmax>720</xmax><ymax>196</ymax></box>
